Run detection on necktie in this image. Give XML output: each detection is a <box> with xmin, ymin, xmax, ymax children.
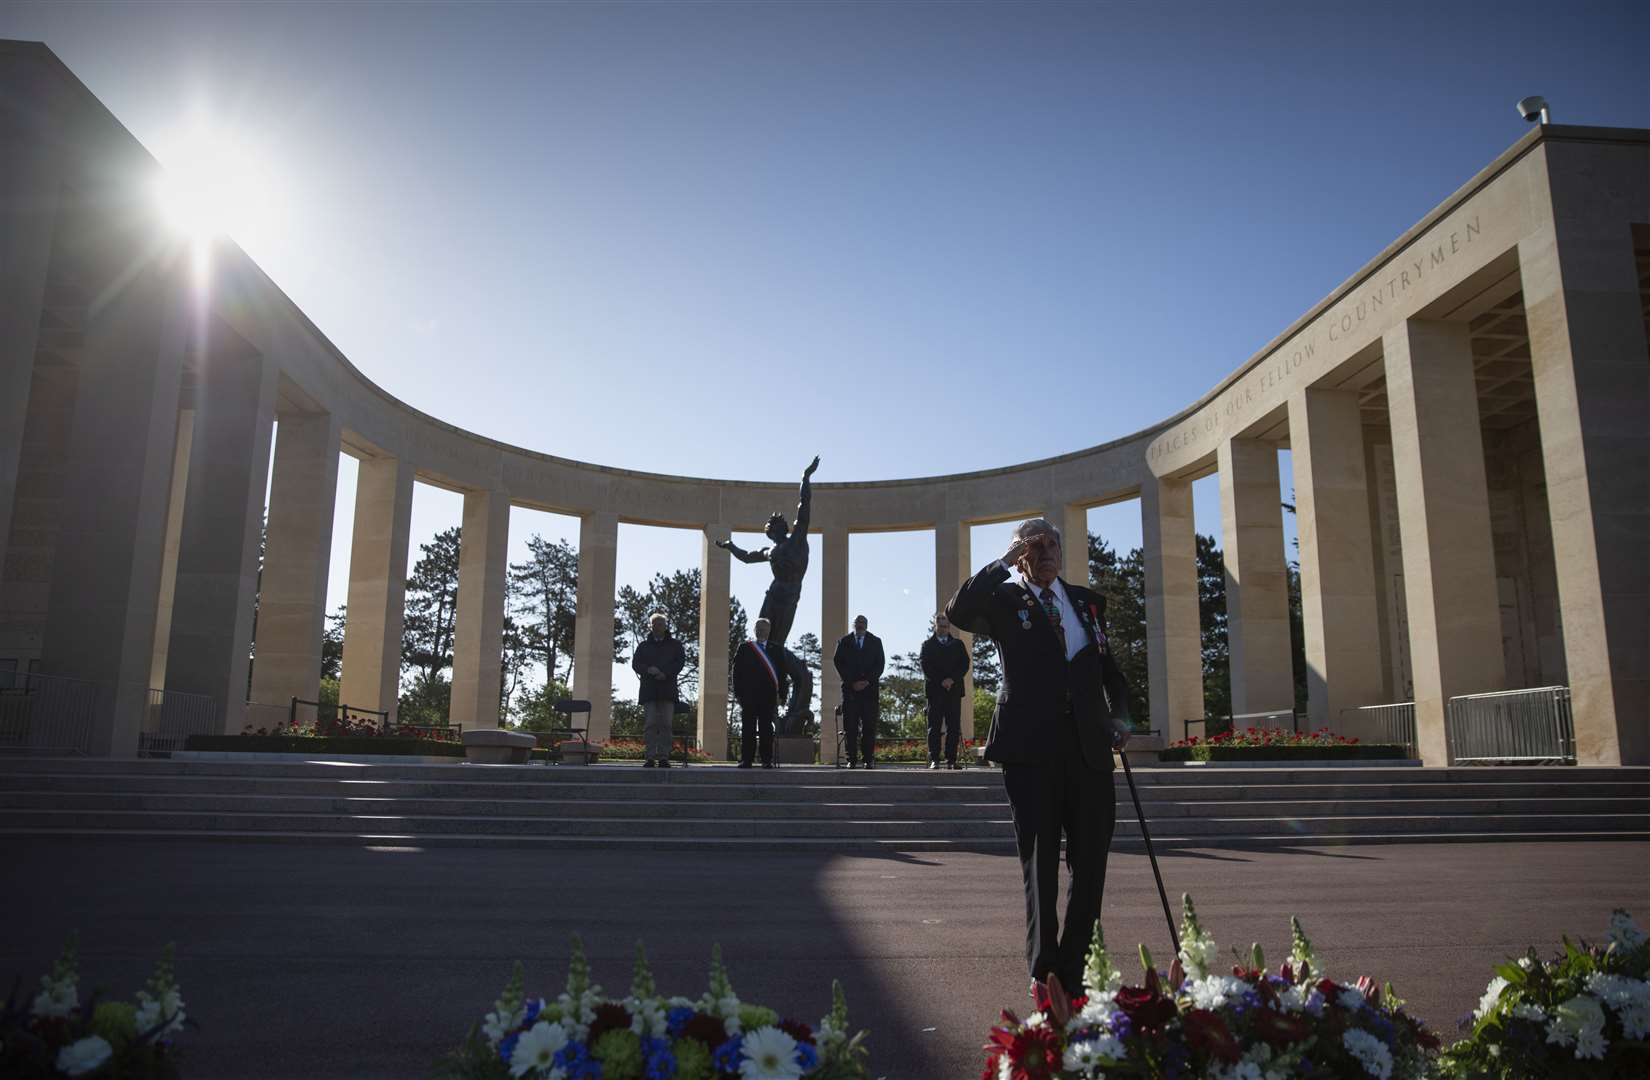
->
<box><xmin>1039</xmin><ymin>587</ymin><xmax>1067</xmax><ymax>655</ymax></box>
<box><xmin>856</xmin><ymin>635</ymin><xmax>862</xmax><ymax>649</ymax></box>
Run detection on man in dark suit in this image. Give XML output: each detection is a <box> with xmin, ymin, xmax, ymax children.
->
<box><xmin>945</xmin><ymin>517</ymin><xmax>1132</xmax><ymax>1009</ymax></box>
<box><xmin>919</xmin><ymin>612</ymin><xmax>970</xmax><ymax>770</ymax></box>
<box><xmin>732</xmin><ymin>618</ymin><xmax>781</xmax><ymax>769</ymax></box>
<box><xmin>832</xmin><ymin>615</ymin><xmax>885</xmax><ymax>768</ymax></box>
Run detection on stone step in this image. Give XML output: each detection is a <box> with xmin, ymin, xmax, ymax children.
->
<box><xmin>1</xmin><ymin>824</ymin><xmax>1646</xmax><ymax>852</ymax></box>
<box><xmin>7</xmin><ymin>807</ymin><xmax>1648</xmax><ymax>839</ymax></box>
<box><xmin>2</xmin><ymin>789</ymin><xmax>1645</xmax><ymax>821</ymax></box>
<box><xmin>2</xmin><ymin>769</ymin><xmax>1644</xmax><ymax>805</ymax></box>
<box><xmin>1</xmin><ymin>757</ymin><xmax>1642</xmax><ymax>787</ymax></box>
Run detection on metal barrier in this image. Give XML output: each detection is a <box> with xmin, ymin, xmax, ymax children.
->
<box><xmin>1446</xmin><ymin>686</ymin><xmax>1575</xmax><ymax>765</ymax></box>
<box><xmin>289</xmin><ymin>697</ymin><xmax>390</xmax><ymax>733</ymax></box>
<box><xmin>1186</xmin><ymin>709</ymin><xmax>1302</xmax><ymax>740</ymax></box>
<box><xmin>1338</xmin><ymin>702</ymin><xmax>1418</xmax><ymax>757</ymax></box>
<box><xmin>139</xmin><ymin>688</ymin><xmax>221</xmax><ymax>756</ymax></box>
<box><xmin>0</xmin><ymin>671</ymin><xmax>98</xmax><ymax>754</ymax></box>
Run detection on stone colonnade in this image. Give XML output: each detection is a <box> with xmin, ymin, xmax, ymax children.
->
<box><xmin>1</xmin><ymin>42</ymin><xmax>1645</xmax><ymax>764</ymax></box>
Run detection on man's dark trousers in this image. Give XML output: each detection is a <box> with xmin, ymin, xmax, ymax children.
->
<box><xmin>740</xmin><ymin>702</ymin><xmax>776</xmax><ymax>766</ymax></box>
<box><xmin>1002</xmin><ymin>701</ymin><xmax>1117</xmax><ymax>992</ymax></box>
<box><xmin>841</xmin><ymin>689</ymin><xmax>878</xmax><ymax>764</ymax></box>
<box><xmin>926</xmin><ymin>690</ymin><xmax>962</xmax><ymax>765</ymax></box>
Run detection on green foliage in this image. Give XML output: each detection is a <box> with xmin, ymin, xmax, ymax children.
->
<box><xmin>1196</xmin><ymin>532</ymin><xmax>1231</xmax><ymax>720</ymax></box>
<box><xmin>1159</xmin><ymin>742</ymin><xmax>1409</xmax><ymax>762</ymax></box>
<box><xmin>92</xmin><ymin>1000</ymin><xmax>138</xmax><ymax>1046</ymax></box>
<box><xmin>193</xmin><ymin>734</ymin><xmax>464</xmax><ymax>756</ymax></box>
<box><xmin>402</xmin><ymin>526</ymin><xmax>463</xmax><ymax>683</ymax></box>
<box><xmin>509</xmin><ymin>679</ymin><xmax>573</xmax><ymax>731</ymax></box>
<box><xmin>321</xmin><ymin>605</ymin><xmax>345</xmax><ymax>682</ymax></box>
<box><xmin>592</xmin><ymin>1029</ymin><xmax>643</xmax><ymax>1080</ymax></box>
<box><xmin>1087</xmin><ymin>533</ymin><xmax>1149</xmax><ymax>726</ymax></box>
<box><xmin>970</xmin><ymin>634</ymin><xmax>1000</xmax><ymax>692</ymax></box>
<box><xmin>398</xmin><ymin>670</ymin><xmax>452</xmax><ymax>728</ymax></box>
<box><xmin>509</xmin><ymin>534</ymin><xmax>580</xmax><ymax>700</ymax></box>
<box><xmin>972</xmin><ymin>688</ymin><xmax>995</xmax><ymax>740</ymax></box>
<box><xmin>876</xmin><ymin>651</ymin><xmax>927</xmax><ymax>738</ymax></box>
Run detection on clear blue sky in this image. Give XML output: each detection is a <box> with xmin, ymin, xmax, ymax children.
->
<box><xmin>6</xmin><ymin>1</ymin><xmax>1645</xmax><ymax>705</ymax></box>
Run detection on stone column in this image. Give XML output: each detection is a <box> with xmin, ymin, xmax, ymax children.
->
<box><xmin>934</xmin><ymin>518</ymin><xmax>974</xmax><ymax>708</ymax></box>
<box><xmin>697</xmin><ymin>524</ymin><xmax>731</xmax><ymax>759</ymax></box>
<box><xmin>1141</xmin><ymin>476</ymin><xmax>1202</xmax><ymax>742</ymax></box>
<box><xmin>148</xmin><ymin>409</ymin><xmax>195</xmax><ymax>692</ymax></box>
<box><xmin>1217</xmin><ymin>437</ymin><xmax>1295</xmax><ymax>716</ymax></box>
<box><xmin>247</xmin><ymin>411</ymin><xmax>341</xmax><ymax>709</ymax></box>
<box><xmin>819</xmin><ymin>527</ymin><xmax>849</xmax><ymax>763</ymax></box>
<box><xmin>0</xmin><ymin>50</ymin><xmax>70</xmax><ymax>582</ymax></box>
<box><xmin>572</xmin><ymin>510</ymin><xmax>618</xmax><ymax>744</ymax></box>
<box><xmin>449</xmin><ymin>488</ymin><xmax>511</xmax><ymax>731</ymax></box>
<box><xmin>164</xmin><ymin>346</ymin><xmax>277</xmax><ymax>729</ymax></box>
<box><xmin>339</xmin><ymin>455</ymin><xmax>415</xmax><ymax>722</ymax></box>
<box><xmin>1289</xmin><ymin>389</ymin><xmax>1386</xmax><ymax>734</ymax></box>
<box><xmin>1382</xmin><ymin>318</ymin><xmax>1505</xmax><ymax>763</ymax></box>
<box><xmin>1520</xmin><ymin>219</ymin><xmax>1650</xmax><ymax>764</ymax></box>
<box><xmin>41</xmin><ymin>260</ymin><xmax>189</xmax><ymax>755</ymax></box>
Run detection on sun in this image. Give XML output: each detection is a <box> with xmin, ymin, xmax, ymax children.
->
<box><xmin>152</xmin><ymin>116</ymin><xmax>283</xmax><ymax>248</ymax></box>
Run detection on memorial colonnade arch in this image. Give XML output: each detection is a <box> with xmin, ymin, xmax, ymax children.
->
<box><xmin>2</xmin><ymin>42</ymin><xmax>1645</xmax><ymax>766</ymax></box>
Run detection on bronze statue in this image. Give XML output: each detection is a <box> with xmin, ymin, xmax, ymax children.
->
<box><xmin>719</xmin><ymin>455</ymin><xmax>818</xmax><ymax>734</ymax></box>
<box><xmin>718</xmin><ymin>455</ymin><xmax>817</xmax><ymax>653</ymax></box>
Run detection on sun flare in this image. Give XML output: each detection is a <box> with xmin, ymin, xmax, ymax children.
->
<box><xmin>152</xmin><ymin>117</ymin><xmax>283</xmax><ymax>247</ymax></box>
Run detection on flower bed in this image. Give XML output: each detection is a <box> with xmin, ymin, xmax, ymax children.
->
<box><xmin>187</xmin><ymin>734</ymin><xmax>465</xmax><ymax>757</ymax></box>
<box><xmin>597</xmin><ymin>740</ymin><xmax>715</xmax><ymax>763</ymax></box>
<box><xmin>2</xmin><ymin>936</ymin><xmax>188</xmax><ymax>1078</ymax></box>
<box><xmin>864</xmin><ymin>739</ymin><xmax>982</xmax><ymax>764</ymax></box>
<box><xmin>1161</xmin><ymin>728</ymin><xmax>1409</xmax><ymax>763</ymax></box>
<box><xmin>243</xmin><ymin>716</ymin><xmax>461</xmax><ymax>742</ymax></box>
<box><xmin>436</xmin><ymin>939</ymin><xmax>870</xmax><ymax>1079</ymax></box>
<box><xmin>984</xmin><ymin>896</ymin><xmax>1439</xmax><ymax>1078</ymax></box>
<box><xmin>1440</xmin><ymin>909</ymin><xmax>1649</xmax><ymax>1077</ymax></box>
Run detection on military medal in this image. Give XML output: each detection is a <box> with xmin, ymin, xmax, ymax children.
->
<box><xmin>1017</xmin><ymin>609</ymin><xmax>1031</xmax><ymax>630</ymax></box>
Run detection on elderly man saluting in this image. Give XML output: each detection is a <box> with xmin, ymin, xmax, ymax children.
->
<box><xmin>945</xmin><ymin>516</ymin><xmax>1132</xmax><ymax>1012</ymax></box>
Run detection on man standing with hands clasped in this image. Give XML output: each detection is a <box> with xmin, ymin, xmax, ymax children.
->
<box><xmin>945</xmin><ymin>517</ymin><xmax>1132</xmax><ymax>1015</ymax></box>
<box><xmin>920</xmin><ymin>613</ymin><xmax>970</xmax><ymax>770</ymax></box>
<box><xmin>832</xmin><ymin>615</ymin><xmax>884</xmax><ymax>768</ymax></box>
<box><xmin>632</xmin><ymin>612</ymin><xmax>685</xmax><ymax>769</ymax></box>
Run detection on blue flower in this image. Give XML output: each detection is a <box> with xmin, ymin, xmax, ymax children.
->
<box><xmin>555</xmin><ymin>1041</ymin><xmax>603</xmax><ymax>1079</ymax></box>
<box><xmin>666</xmin><ymin>1006</ymin><xmax>696</xmax><ymax>1037</ymax></box>
<box><xmin>642</xmin><ymin>1037</ymin><xmax>677</xmax><ymax>1080</ymax></box>
<box><xmin>525</xmin><ymin>999</ymin><xmax>543</xmax><ymax>1024</ymax></box>
<box><xmin>712</xmin><ymin>1036</ymin><xmax>744</xmax><ymax>1074</ymax></box>
<box><xmin>1108</xmin><ymin>1011</ymin><xmax>1133</xmax><ymax>1040</ymax></box>
<box><xmin>796</xmin><ymin>1041</ymin><xmax>819</xmax><ymax>1071</ymax></box>
<box><xmin>499</xmin><ymin>1032</ymin><xmax>520</xmax><ymax>1064</ymax></box>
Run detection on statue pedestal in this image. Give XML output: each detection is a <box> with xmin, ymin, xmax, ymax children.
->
<box><xmin>772</xmin><ymin>735</ymin><xmax>816</xmax><ymax>765</ymax></box>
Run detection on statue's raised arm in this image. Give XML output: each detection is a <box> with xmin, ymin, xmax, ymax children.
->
<box><xmin>793</xmin><ymin>455</ymin><xmax>819</xmax><ymax>537</ymax></box>
<box><xmin>715</xmin><ymin>537</ymin><xmax>770</xmax><ymax>565</ymax></box>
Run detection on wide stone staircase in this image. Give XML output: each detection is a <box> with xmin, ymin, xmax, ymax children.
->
<box><xmin>0</xmin><ymin>757</ymin><xmax>1647</xmax><ymax>850</ymax></box>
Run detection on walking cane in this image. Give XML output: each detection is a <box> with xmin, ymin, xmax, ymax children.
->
<box><xmin>1119</xmin><ymin>749</ymin><xmax>1180</xmax><ymax>957</ymax></box>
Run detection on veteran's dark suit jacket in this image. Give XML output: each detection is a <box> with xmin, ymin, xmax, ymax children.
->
<box><xmin>945</xmin><ymin>562</ymin><xmax>1132</xmax><ymax>772</ymax></box>
<box><xmin>732</xmin><ymin>641</ymin><xmax>780</xmax><ymax>712</ymax></box>
<box><xmin>832</xmin><ymin>632</ymin><xmax>885</xmax><ymax>691</ymax></box>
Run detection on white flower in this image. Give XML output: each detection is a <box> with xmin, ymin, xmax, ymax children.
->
<box><xmin>1474</xmin><ymin>976</ymin><xmax>1510</xmax><ymax>1020</ymax></box>
<box><xmin>1209</xmin><ymin>1062</ymin><xmax>1264</xmax><ymax>1080</ymax></box>
<box><xmin>1062</xmin><ymin>1034</ymin><xmax>1124</xmax><ymax>1073</ymax></box>
<box><xmin>1339</xmin><ymin>987</ymin><xmax>1369</xmax><ymax>1012</ymax></box>
<box><xmin>484</xmin><ymin>1004</ymin><xmax>526</xmax><ymax>1046</ymax></box>
<box><xmin>1546</xmin><ymin>994</ymin><xmax>1607</xmax><ymax>1057</ymax></box>
<box><xmin>31</xmin><ymin>977</ymin><xmax>77</xmax><ymax>1020</ymax></box>
<box><xmin>1187</xmin><ymin>974</ymin><xmax>1248</xmax><ymax>1010</ymax></box>
<box><xmin>135</xmin><ymin>986</ymin><xmax>186</xmax><ymax>1036</ymax></box>
<box><xmin>1179</xmin><ymin>929</ymin><xmax>1217</xmax><ymax>981</ymax></box>
<box><xmin>1068</xmin><ymin>995</ymin><xmax>1116</xmax><ymax>1033</ymax></box>
<box><xmin>1341</xmin><ymin>1028</ymin><xmax>1394</xmax><ymax>1080</ymax></box>
<box><xmin>1517</xmin><ymin>957</ymin><xmax>1535</xmax><ymax>971</ymax></box>
<box><xmin>627</xmin><ymin>997</ymin><xmax>668</xmax><ymax>1039</ymax></box>
<box><xmin>55</xmin><ymin>1036</ymin><xmax>112</xmax><ymax>1077</ymax></box>
<box><xmin>739</xmin><ymin>1026</ymin><xmax>803</xmax><ymax>1080</ymax></box>
<box><xmin>1584</xmin><ymin>972</ymin><xmax>1650</xmax><ymax>1039</ymax></box>
<box><xmin>1609</xmin><ymin>910</ymin><xmax>1647</xmax><ymax>950</ymax></box>
<box><xmin>510</xmin><ymin>1020</ymin><xmax>570</xmax><ymax>1079</ymax></box>
<box><xmin>1509</xmin><ymin>1003</ymin><xmax>1548</xmax><ymax>1022</ymax></box>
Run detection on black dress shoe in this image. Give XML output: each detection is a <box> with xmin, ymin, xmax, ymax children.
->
<box><xmin>949</xmin><ymin>761</ymin><xmax>962</xmax><ymax>770</ymax></box>
<box><xmin>761</xmin><ymin>761</ymin><xmax>775</xmax><ymax>769</ymax></box>
<box><xmin>642</xmin><ymin>758</ymin><xmax>656</xmax><ymax>768</ymax></box>
<box><xmin>847</xmin><ymin>761</ymin><xmax>858</xmax><ymax>769</ymax></box>
<box><xmin>928</xmin><ymin>761</ymin><xmax>939</xmax><ymax>770</ymax></box>
<box><xmin>736</xmin><ymin>761</ymin><xmax>753</xmax><ymax>769</ymax></box>
<box><xmin>864</xmin><ymin>760</ymin><xmax>875</xmax><ymax>770</ymax></box>
<box><xmin>657</xmin><ymin>759</ymin><xmax>672</xmax><ymax>769</ymax></box>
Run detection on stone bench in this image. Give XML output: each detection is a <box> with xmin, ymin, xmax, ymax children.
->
<box><xmin>461</xmin><ymin>729</ymin><xmax>537</xmax><ymax>765</ymax></box>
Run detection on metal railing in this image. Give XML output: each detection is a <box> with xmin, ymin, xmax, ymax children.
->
<box><xmin>1339</xmin><ymin>702</ymin><xmax>1418</xmax><ymax>758</ymax></box>
<box><xmin>138</xmin><ymin>688</ymin><xmax>221</xmax><ymax>757</ymax></box>
<box><xmin>288</xmin><ymin>697</ymin><xmax>391</xmax><ymax>733</ymax></box>
<box><xmin>1186</xmin><ymin>709</ymin><xmax>1302</xmax><ymax>740</ymax></box>
<box><xmin>0</xmin><ymin>670</ymin><xmax>98</xmax><ymax>754</ymax></box>
<box><xmin>1446</xmin><ymin>686</ymin><xmax>1574</xmax><ymax>765</ymax></box>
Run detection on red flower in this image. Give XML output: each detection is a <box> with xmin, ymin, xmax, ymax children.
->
<box><xmin>1005</xmin><ymin>1026</ymin><xmax>1063</xmax><ymax>1078</ymax></box>
<box><xmin>778</xmin><ymin>1019</ymin><xmax>814</xmax><ymax>1046</ymax></box>
<box><xmin>584</xmin><ymin>1002</ymin><xmax>633</xmax><ymax>1047</ymax></box>
<box><xmin>1183</xmin><ymin>1008</ymin><xmax>1241</xmax><ymax>1062</ymax></box>
<box><xmin>681</xmin><ymin>1012</ymin><xmax>731</xmax><ymax>1047</ymax></box>
<box><xmin>1253</xmin><ymin>1008</ymin><xmax>1312</xmax><ymax>1048</ymax></box>
<box><xmin>1115</xmin><ymin>986</ymin><xmax>1177</xmax><ymax>1032</ymax></box>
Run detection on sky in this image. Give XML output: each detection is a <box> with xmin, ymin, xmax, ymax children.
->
<box><xmin>5</xmin><ymin>1</ymin><xmax>1646</xmax><ymax>706</ymax></box>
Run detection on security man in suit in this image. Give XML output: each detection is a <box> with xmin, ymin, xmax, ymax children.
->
<box><xmin>919</xmin><ymin>612</ymin><xmax>970</xmax><ymax>770</ymax></box>
<box><xmin>732</xmin><ymin>618</ymin><xmax>781</xmax><ymax>769</ymax></box>
<box><xmin>945</xmin><ymin>517</ymin><xmax>1132</xmax><ymax>1010</ymax></box>
<box><xmin>832</xmin><ymin>615</ymin><xmax>885</xmax><ymax>768</ymax></box>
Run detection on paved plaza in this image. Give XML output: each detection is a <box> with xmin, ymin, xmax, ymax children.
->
<box><xmin>4</xmin><ymin>837</ymin><xmax>1644</xmax><ymax>1078</ymax></box>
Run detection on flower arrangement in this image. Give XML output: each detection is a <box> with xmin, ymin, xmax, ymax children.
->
<box><xmin>1</xmin><ymin>935</ymin><xmax>188</xmax><ymax>1078</ymax></box>
<box><xmin>983</xmin><ymin>896</ymin><xmax>1439</xmax><ymax>1079</ymax></box>
<box><xmin>435</xmin><ymin>938</ymin><xmax>870</xmax><ymax>1079</ymax></box>
<box><xmin>1439</xmin><ymin>909</ymin><xmax>1650</xmax><ymax>1077</ymax></box>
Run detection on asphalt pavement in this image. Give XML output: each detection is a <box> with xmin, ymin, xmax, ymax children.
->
<box><xmin>4</xmin><ymin>838</ymin><xmax>1645</xmax><ymax>1078</ymax></box>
